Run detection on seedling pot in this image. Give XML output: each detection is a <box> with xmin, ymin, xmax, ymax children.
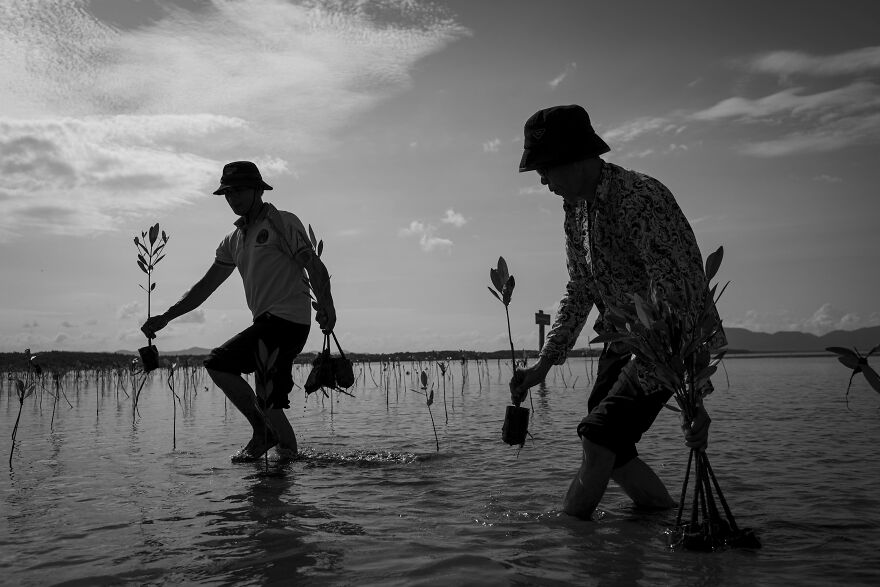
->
<box><xmin>502</xmin><ymin>404</ymin><xmax>529</xmax><ymax>446</ymax></box>
<box><xmin>138</xmin><ymin>344</ymin><xmax>159</xmax><ymax>372</ymax></box>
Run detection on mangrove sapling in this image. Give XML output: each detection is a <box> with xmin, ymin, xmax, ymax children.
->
<box><xmin>167</xmin><ymin>362</ymin><xmax>183</xmax><ymax>450</ymax></box>
<box><xmin>254</xmin><ymin>340</ymin><xmax>281</xmax><ymax>471</ymax></box>
<box><xmin>134</xmin><ymin>223</ymin><xmax>170</xmax><ymax>373</ymax></box>
<box><xmin>411</xmin><ymin>370</ymin><xmax>439</xmax><ymax>452</ymax></box>
<box><xmin>488</xmin><ymin>257</ymin><xmax>530</xmax><ymax>447</ymax></box>
<box><xmin>437</xmin><ymin>361</ymin><xmax>449</xmax><ymax>423</ymax></box>
<box><xmin>590</xmin><ymin>246</ymin><xmax>759</xmax><ymax>551</ymax></box>
<box><xmin>826</xmin><ymin>345</ymin><xmax>880</xmax><ymax>407</ymax></box>
<box><xmin>9</xmin><ymin>350</ymin><xmax>40</xmax><ymax>468</ymax></box>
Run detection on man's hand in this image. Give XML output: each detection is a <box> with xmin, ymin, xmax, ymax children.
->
<box><xmin>141</xmin><ymin>314</ymin><xmax>169</xmax><ymax>340</ymax></box>
<box><xmin>509</xmin><ymin>359</ymin><xmax>552</xmax><ymax>405</ymax></box>
<box><xmin>315</xmin><ymin>302</ymin><xmax>336</xmax><ymax>334</ymax></box>
<box><xmin>681</xmin><ymin>403</ymin><xmax>711</xmax><ymax>451</ymax></box>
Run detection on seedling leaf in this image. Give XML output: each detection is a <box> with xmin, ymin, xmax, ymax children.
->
<box><xmin>497</xmin><ymin>257</ymin><xmax>509</xmax><ymax>284</ymax></box>
<box><xmin>490</xmin><ymin>268</ymin><xmax>503</xmax><ymax>292</ymax></box>
<box><xmin>705</xmin><ymin>246</ymin><xmax>723</xmax><ymax>281</ymax></box>
<box><xmin>862</xmin><ymin>364</ymin><xmax>880</xmax><ymax>393</ymax></box>
<box><xmin>488</xmin><ymin>287</ymin><xmax>502</xmax><ymax>302</ymax></box>
<box><xmin>420</xmin><ymin>370</ymin><xmax>428</xmax><ymax>388</ymax></box>
<box><xmin>827</xmin><ymin>346</ymin><xmax>858</xmax><ymax>359</ymax></box>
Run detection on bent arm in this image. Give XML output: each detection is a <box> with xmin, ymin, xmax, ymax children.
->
<box><xmin>163</xmin><ymin>261</ymin><xmax>234</xmax><ymax>321</ymax></box>
<box><xmin>304</xmin><ymin>254</ymin><xmax>333</xmax><ymax>308</ymax></box>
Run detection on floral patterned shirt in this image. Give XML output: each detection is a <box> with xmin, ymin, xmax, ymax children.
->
<box><xmin>540</xmin><ymin>161</ymin><xmax>726</xmax><ymax>392</ymax></box>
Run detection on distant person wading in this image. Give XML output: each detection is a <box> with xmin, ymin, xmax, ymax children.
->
<box><xmin>510</xmin><ymin>105</ymin><xmax>725</xmax><ymax>519</ymax></box>
<box><xmin>141</xmin><ymin>161</ymin><xmax>337</xmax><ymax>462</ymax></box>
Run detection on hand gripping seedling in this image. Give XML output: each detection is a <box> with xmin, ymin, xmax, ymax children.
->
<box><xmin>590</xmin><ymin>246</ymin><xmax>760</xmax><ymax>551</ymax></box>
<box><xmin>487</xmin><ymin>257</ymin><xmax>529</xmax><ymax>447</ymax></box>
<box><xmin>134</xmin><ymin>223</ymin><xmax>169</xmax><ymax>372</ymax></box>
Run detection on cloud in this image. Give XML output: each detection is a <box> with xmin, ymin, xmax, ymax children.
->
<box><xmin>518</xmin><ymin>185</ymin><xmax>547</xmax><ymax>196</ymax></box>
<box><xmin>812</xmin><ymin>174</ymin><xmax>843</xmax><ymax>183</ymax></box>
<box><xmin>482</xmin><ymin>138</ymin><xmax>502</xmax><ymax>152</ymax></box>
<box><xmin>598</xmin><ymin>47</ymin><xmax>880</xmax><ymax>158</ymax></box>
<box><xmin>746</xmin><ymin>46</ymin><xmax>880</xmax><ymax>77</ymax></box>
<box><xmin>117</xmin><ymin>301</ymin><xmax>143</xmax><ymax>320</ymax></box>
<box><xmin>175</xmin><ymin>309</ymin><xmax>207</xmax><ymax>324</ymax></box>
<box><xmin>691</xmin><ymin>82</ymin><xmax>880</xmax><ymax>122</ymax></box>
<box><xmin>602</xmin><ymin>116</ymin><xmax>677</xmax><ymax>143</ymax></box>
<box><xmin>0</xmin><ymin>0</ymin><xmax>468</xmax><ymax>240</ymax></box>
<box><xmin>441</xmin><ymin>208</ymin><xmax>466</xmax><ymax>227</ymax></box>
<box><xmin>548</xmin><ymin>62</ymin><xmax>577</xmax><ymax>89</ymax></box>
<box><xmin>398</xmin><ymin>220</ymin><xmax>453</xmax><ymax>253</ymax></box>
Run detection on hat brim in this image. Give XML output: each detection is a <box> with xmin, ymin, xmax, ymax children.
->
<box><xmin>213</xmin><ymin>180</ymin><xmax>274</xmax><ymax>195</ymax></box>
<box><xmin>519</xmin><ymin>134</ymin><xmax>610</xmax><ymax>172</ymax></box>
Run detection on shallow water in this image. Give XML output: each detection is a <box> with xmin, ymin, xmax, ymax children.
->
<box><xmin>2</xmin><ymin>357</ymin><xmax>880</xmax><ymax>586</ymax></box>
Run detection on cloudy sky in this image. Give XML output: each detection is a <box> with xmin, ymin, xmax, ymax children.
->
<box><xmin>2</xmin><ymin>0</ymin><xmax>878</xmax><ymax>354</ymax></box>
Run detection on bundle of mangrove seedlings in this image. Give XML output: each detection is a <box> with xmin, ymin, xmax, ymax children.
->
<box><xmin>590</xmin><ymin>246</ymin><xmax>760</xmax><ymax>551</ymax></box>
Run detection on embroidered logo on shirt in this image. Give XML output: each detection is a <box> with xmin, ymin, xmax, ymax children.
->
<box><xmin>256</xmin><ymin>228</ymin><xmax>269</xmax><ymax>244</ymax></box>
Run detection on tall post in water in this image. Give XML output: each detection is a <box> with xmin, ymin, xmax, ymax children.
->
<box><xmin>535</xmin><ymin>310</ymin><xmax>550</xmax><ymax>352</ymax></box>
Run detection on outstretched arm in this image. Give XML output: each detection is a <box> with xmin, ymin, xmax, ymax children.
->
<box><xmin>141</xmin><ymin>261</ymin><xmax>234</xmax><ymax>338</ymax></box>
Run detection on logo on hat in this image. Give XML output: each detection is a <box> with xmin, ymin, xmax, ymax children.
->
<box><xmin>532</xmin><ymin>128</ymin><xmax>546</xmax><ymax>140</ymax></box>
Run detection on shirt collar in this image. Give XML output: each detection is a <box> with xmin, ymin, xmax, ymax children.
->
<box><xmin>233</xmin><ymin>202</ymin><xmax>274</xmax><ymax>230</ymax></box>
<box><xmin>593</xmin><ymin>160</ymin><xmax>610</xmax><ymax>204</ymax></box>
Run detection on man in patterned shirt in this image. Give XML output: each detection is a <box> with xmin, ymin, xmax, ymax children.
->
<box><xmin>142</xmin><ymin>161</ymin><xmax>336</xmax><ymax>462</ymax></box>
<box><xmin>510</xmin><ymin>105</ymin><xmax>722</xmax><ymax>520</ymax></box>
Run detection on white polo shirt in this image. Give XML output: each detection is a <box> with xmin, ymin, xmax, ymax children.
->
<box><xmin>215</xmin><ymin>203</ymin><xmax>313</xmax><ymax>325</ymax></box>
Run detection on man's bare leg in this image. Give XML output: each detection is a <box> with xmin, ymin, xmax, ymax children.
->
<box><xmin>562</xmin><ymin>439</ymin><xmax>616</xmax><ymax>519</ymax></box>
<box><xmin>266</xmin><ymin>409</ymin><xmax>297</xmax><ymax>454</ymax></box>
<box><xmin>611</xmin><ymin>457</ymin><xmax>675</xmax><ymax>509</ymax></box>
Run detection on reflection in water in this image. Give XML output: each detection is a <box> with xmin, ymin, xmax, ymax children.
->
<box><xmin>194</xmin><ymin>463</ymin><xmax>340</xmax><ymax>585</ymax></box>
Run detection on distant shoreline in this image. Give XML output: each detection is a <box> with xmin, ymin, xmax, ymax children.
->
<box><xmin>0</xmin><ymin>348</ymin><xmax>837</xmax><ymax>371</ymax></box>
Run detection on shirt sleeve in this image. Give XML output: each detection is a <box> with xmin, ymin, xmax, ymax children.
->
<box><xmin>214</xmin><ymin>234</ymin><xmax>235</xmax><ymax>267</ymax></box>
<box><xmin>283</xmin><ymin>212</ymin><xmax>315</xmax><ymax>265</ymax></box>
<box><xmin>540</xmin><ymin>201</ymin><xmax>595</xmax><ymax>365</ymax></box>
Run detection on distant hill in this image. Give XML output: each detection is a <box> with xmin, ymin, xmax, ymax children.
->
<box><xmin>724</xmin><ymin>325</ymin><xmax>880</xmax><ymax>353</ymax></box>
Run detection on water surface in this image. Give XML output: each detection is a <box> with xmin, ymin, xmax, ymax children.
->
<box><xmin>2</xmin><ymin>357</ymin><xmax>879</xmax><ymax>586</ymax></box>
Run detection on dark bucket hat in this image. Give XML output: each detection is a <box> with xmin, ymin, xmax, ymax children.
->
<box><xmin>212</xmin><ymin>161</ymin><xmax>273</xmax><ymax>195</ymax></box>
<box><xmin>519</xmin><ymin>105</ymin><xmax>610</xmax><ymax>172</ymax></box>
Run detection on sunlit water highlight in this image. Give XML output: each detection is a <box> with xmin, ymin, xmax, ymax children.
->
<box><xmin>2</xmin><ymin>357</ymin><xmax>880</xmax><ymax>586</ymax></box>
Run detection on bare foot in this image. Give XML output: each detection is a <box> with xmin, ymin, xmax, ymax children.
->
<box><xmin>231</xmin><ymin>433</ymin><xmax>278</xmax><ymax>463</ymax></box>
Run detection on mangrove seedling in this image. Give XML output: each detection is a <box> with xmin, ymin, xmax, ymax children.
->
<box><xmin>167</xmin><ymin>362</ymin><xmax>183</xmax><ymax>450</ymax></box>
<box><xmin>826</xmin><ymin>345</ymin><xmax>880</xmax><ymax>406</ymax></box>
<box><xmin>590</xmin><ymin>245</ymin><xmax>759</xmax><ymax>551</ymax></box>
<box><xmin>9</xmin><ymin>350</ymin><xmax>41</xmax><ymax>468</ymax></box>
<box><xmin>488</xmin><ymin>256</ymin><xmax>517</xmax><ymax>369</ymax></box>
<box><xmin>489</xmin><ymin>256</ymin><xmax>530</xmax><ymax>447</ymax></box>
<box><xmin>134</xmin><ymin>223</ymin><xmax>170</xmax><ymax>372</ymax></box>
<box><xmin>411</xmin><ymin>369</ymin><xmax>439</xmax><ymax>452</ymax></box>
<box><xmin>254</xmin><ymin>339</ymin><xmax>281</xmax><ymax>470</ymax></box>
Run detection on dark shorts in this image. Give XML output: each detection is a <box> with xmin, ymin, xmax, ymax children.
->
<box><xmin>576</xmin><ymin>345</ymin><xmax>672</xmax><ymax>469</ymax></box>
<box><xmin>203</xmin><ymin>313</ymin><xmax>310</xmax><ymax>409</ymax></box>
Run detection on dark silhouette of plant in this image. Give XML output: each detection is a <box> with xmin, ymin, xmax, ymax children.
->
<box><xmin>411</xmin><ymin>370</ymin><xmax>439</xmax><ymax>452</ymax></box>
<box><xmin>488</xmin><ymin>256</ymin><xmax>517</xmax><ymax>368</ymax></box>
<box><xmin>826</xmin><ymin>345</ymin><xmax>880</xmax><ymax>406</ymax></box>
<box><xmin>134</xmin><ymin>223</ymin><xmax>170</xmax><ymax>329</ymax></box>
<box><xmin>590</xmin><ymin>246</ymin><xmax>759</xmax><ymax>551</ymax></box>
<box><xmin>254</xmin><ymin>339</ymin><xmax>280</xmax><ymax>470</ymax></box>
<box><xmin>167</xmin><ymin>362</ymin><xmax>183</xmax><ymax>450</ymax></box>
<box><xmin>9</xmin><ymin>349</ymin><xmax>40</xmax><ymax>468</ymax></box>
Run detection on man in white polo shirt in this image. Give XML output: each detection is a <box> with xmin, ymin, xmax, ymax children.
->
<box><xmin>141</xmin><ymin>161</ymin><xmax>336</xmax><ymax>462</ymax></box>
